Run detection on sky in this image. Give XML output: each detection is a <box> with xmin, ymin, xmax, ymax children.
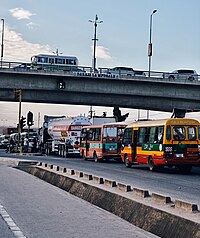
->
<box><xmin>0</xmin><ymin>0</ymin><xmax>200</xmax><ymax>127</ymax></box>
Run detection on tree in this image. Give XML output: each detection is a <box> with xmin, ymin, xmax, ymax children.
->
<box><xmin>113</xmin><ymin>107</ymin><xmax>129</xmax><ymax>122</ymax></box>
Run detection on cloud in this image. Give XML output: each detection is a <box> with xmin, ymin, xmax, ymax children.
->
<box><xmin>26</xmin><ymin>22</ymin><xmax>39</xmax><ymax>29</ymax></box>
<box><xmin>3</xmin><ymin>25</ymin><xmax>51</xmax><ymax>62</ymax></box>
<box><xmin>91</xmin><ymin>45</ymin><xmax>112</xmax><ymax>60</ymax></box>
<box><xmin>9</xmin><ymin>8</ymin><xmax>35</xmax><ymax>20</ymax></box>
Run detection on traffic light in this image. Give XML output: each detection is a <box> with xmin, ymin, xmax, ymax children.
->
<box><xmin>14</xmin><ymin>89</ymin><xmax>22</xmax><ymax>100</ymax></box>
<box><xmin>27</xmin><ymin>111</ymin><xmax>34</xmax><ymax>126</ymax></box>
<box><xmin>20</xmin><ymin>116</ymin><xmax>26</xmax><ymax>130</ymax></box>
<box><xmin>58</xmin><ymin>80</ymin><xmax>65</xmax><ymax>89</ymax></box>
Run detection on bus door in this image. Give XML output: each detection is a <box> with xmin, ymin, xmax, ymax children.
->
<box><xmin>85</xmin><ymin>129</ymin><xmax>90</xmax><ymax>157</ymax></box>
<box><xmin>117</xmin><ymin>127</ymin><xmax>125</xmax><ymax>153</ymax></box>
<box><xmin>132</xmin><ymin>129</ymin><xmax>138</xmax><ymax>162</ymax></box>
<box><xmin>81</xmin><ymin>128</ymin><xmax>90</xmax><ymax>157</ymax></box>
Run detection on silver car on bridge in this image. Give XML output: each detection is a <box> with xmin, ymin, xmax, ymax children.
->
<box><xmin>165</xmin><ymin>69</ymin><xmax>198</xmax><ymax>81</ymax></box>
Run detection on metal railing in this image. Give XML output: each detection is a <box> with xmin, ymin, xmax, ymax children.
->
<box><xmin>0</xmin><ymin>60</ymin><xmax>199</xmax><ymax>82</ymax></box>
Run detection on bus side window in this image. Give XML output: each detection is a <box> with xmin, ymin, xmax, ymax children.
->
<box><xmin>138</xmin><ymin>127</ymin><xmax>150</xmax><ymax>144</ymax></box>
<box><xmin>94</xmin><ymin>128</ymin><xmax>101</xmax><ymax>141</ymax></box>
<box><xmin>81</xmin><ymin>128</ymin><xmax>87</xmax><ymax>141</ymax></box>
<box><xmin>103</xmin><ymin>128</ymin><xmax>108</xmax><ymax>137</ymax></box>
<box><xmin>199</xmin><ymin>126</ymin><xmax>200</xmax><ymax>140</ymax></box>
<box><xmin>157</xmin><ymin>126</ymin><xmax>164</xmax><ymax>143</ymax></box>
<box><xmin>89</xmin><ymin>129</ymin><xmax>93</xmax><ymax>140</ymax></box>
<box><xmin>149</xmin><ymin>127</ymin><xmax>157</xmax><ymax>143</ymax></box>
<box><xmin>145</xmin><ymin>127</ymin><xmax>150</xmax><ymax>143</ymax></box>
<box><xmin>166</xmin><ymin>125</ymin><xmax>171</xmax><ymax>140</ymax></box>
<box><xmin>122</xmin><ymin>128</ymin><xmax>132</xmax><ymax>145</ymax></box>
<box><xmin>138</xmin><ymin>127</ymin><xmax>146</xmax><ymax>144</ymax></box>
<box><xmin>49</xmin><ymin>58</ymin><xmax>54</xmax><ymax>64</ymax></box>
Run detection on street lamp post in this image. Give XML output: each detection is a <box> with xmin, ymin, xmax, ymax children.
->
<box><xmin>89</xmin><ymin>14</ymin><xmax>103</xmax><ymax>72</ymax></box>
<box><xmin>148</xmin><ymin>10</ymin><xmax>157</xmax><ymax>77</ymax></box>
<box><xmin>1</xmin><ymin>18</ymin><xmax>4</xmax><ymax>68</ymax></box>
<box><xmin>17</xmin><ymin>89</ymin><xmax>22</xmax><ymax>147</ymax></box>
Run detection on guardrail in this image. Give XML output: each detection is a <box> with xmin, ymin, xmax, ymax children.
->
<box><xmin>0</xmin><ymin>60</ymin><xmax>199</xmax><ymax>82</ymax></box>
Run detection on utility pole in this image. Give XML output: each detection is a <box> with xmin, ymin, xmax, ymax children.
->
<box><xmin>89</xmin><ymin>14</ymin><xmax>103</xmax><ymax>72</ymax></box>
<box><xmin>38</xmin><ymin>112</ymin><xmax>40</xmax><ymax>129</ymax></box>
<box><xmin>1</xmin><ymin>18</ymin><xmax>5</xmax><ymax>68</ymax></box>
<box><xmin>17</xmin><ymin>89</ymin><xmax>22</xmax><ymax>147</ymax></box>
<box><xmin>88</xmin><ymin>106</ymin><xmax>95</xmax><ymax>119</ymax></box>
<box><xmin>148</xmin><ymin>10</ymin><xmax>157</xmax><ymax>77</ymax></box>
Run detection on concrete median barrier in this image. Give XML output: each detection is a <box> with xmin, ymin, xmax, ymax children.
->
<box><xmin>75</xmin><ymin>171</ymin><xmax>83</xmax><ymax>178</ymax></box>
<box><xmin>117</xmin><ymin>183</ymin><xmax>132</xmax><ymax>192</ymax></box>
<box><xmin>47</xmin><ymin>164</ymin><xmax>53</xmax><ymax>169</ymax></box>
<box><xmin>133</xmin><ymin>188</ymin><xmax>150</xmax><ymax>198</ymax></box>
<box><xmin>67</xmin><ymin>169</ymin><xmax>75</xmax><ymax>175</ymax></box>
<box><xmin>17</xmin><ymin>164</ymin><xmax>200</xmax><ymax>238</ymax></box>
<box><xmin>175</xmin><ymin>199</ymin><xmax>199</xmax><ymax>212</ymax></box>
<box><xmin>152</xmin><ymin>193</ymin><xmax>172</xmax><ymax>204</ymax></box>
<box><xmin>104</xmin><ymin>179</ymin><xmax>117</xmax><ymax>187</ymax></box>
<box><xmin>83</xmin><ymin>173</ymin><xmax>93</xmax><ymax>180</ymax></box>
<box><xmin>61</xmin><ymin>167</ymin><xmax>67</xmax><ymax>173</ymax></box>
<box><xmin>93</xmin><ymin>176</ymin><xmax>104</xmax><ymax>184</ymax></box>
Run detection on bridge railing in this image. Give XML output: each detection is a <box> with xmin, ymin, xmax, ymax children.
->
<box><xmin>0</xmin><ymin>61</ymin><xmax>199</xmax><ymax>82</ymax></box>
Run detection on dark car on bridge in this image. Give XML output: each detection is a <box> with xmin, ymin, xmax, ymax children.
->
<box><xmin>13</xmin><ymin>63</ymin><xmax>33</xmax><ymax>70</ymax></box>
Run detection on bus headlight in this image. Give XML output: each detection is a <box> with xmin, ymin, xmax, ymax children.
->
<box><xmin>198</xmin><ymin>145</ymin><xmax>200</xmax><ymax>152</ymax></box>
<box><xmin>175</xmin><ymin>153</ymin><xmax>184</xmax><ymax>158</ymax></box>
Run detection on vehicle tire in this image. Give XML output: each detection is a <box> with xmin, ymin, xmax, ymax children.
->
<box><xmin>168</xmin><ymin>75</ymin><xmax>175</xmax><ymax>80</ymax></box>
<box><xmin>188</xmin><ymin>76</ymin><xmax>194</xmax><ymax>81</ymax></box>
<box><xmin>83</xmin><ymin>155</ymin><xmax>88</xmax><ymax>161</ymax></box>
<box><xmin>124</xmin><ymin>155</ymin><xmax>131</xmax><ymax>168</ymax></box>
<box><xmin>105</xmin><ymin>158</ymin><xmax>110</xmax><ymax>163</ymax></box>
<box><xmin>148</xmin><ymin>157</ymin><xmax>157</xmax><ymax>172</ymax></box>
<box><xmin>178</xmin><ymin>165</ymin><xmax>192</xmax><ymax>174</ymax></box>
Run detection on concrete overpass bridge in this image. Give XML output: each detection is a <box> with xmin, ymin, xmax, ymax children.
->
<box><xmin>0</xmin><ymin>68</ymin><xmax>200</xmax><ymax>113</ymax></box>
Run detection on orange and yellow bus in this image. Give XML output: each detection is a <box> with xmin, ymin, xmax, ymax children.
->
<box><xmin>80</xmin><ymin>123</ymin><xmax>126</xmax><ymax>162</ymax></box>
<box><xmin>121</xmin><ymin>118</ymin><xmax>200</xmax><ymax>173</ymax></box>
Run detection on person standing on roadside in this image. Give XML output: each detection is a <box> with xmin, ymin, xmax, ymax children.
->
<box><xmin>24</xmin><ymin>136</ymin><xmax>29</xmax><ymax>153</ymax></box>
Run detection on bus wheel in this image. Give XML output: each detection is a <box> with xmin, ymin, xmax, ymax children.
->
<box><xmin>83</xmin><ymin>156</ymin><xmax>88</xmax><ymax>161</ymax></box>
<box><xmin>148</xmin><ymin>157</ymin><xmax>157</xmax><ymax>172</ymax></box>
<box><xmin>125</xmin><ymin>155</ymin><xmax>131</xmax><ymax>168</ymax></box>
<box><xmin>178</xmin><ymin>165</ymin><xmax>192</xmax><ymax>174</ymax></box>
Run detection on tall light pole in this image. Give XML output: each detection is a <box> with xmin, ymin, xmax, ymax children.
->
<box><xmin>148</xmin><ymin>9</ymin><xmax>157</xmax><ymax>77</ymax></box>
<box><xmin>89</xmin><ymin>14</ymin><xmax>103</xmax><ymax>72</ymax></box>
<box><xmin>1</xmin><ymin>18</ymin><xmax>4</xmax><ymax>67</ymax></box>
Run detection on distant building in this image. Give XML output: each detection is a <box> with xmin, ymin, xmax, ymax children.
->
<box><xmin>2</xmin><ymin>127</ymin><xmax>18</xmax><ymax>135</ymax></box>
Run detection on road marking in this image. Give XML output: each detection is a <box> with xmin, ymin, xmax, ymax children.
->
<box><xmin>0</xmin><ymin>203</ymin><xmax>26</xmax><ymax>238</ymax></box>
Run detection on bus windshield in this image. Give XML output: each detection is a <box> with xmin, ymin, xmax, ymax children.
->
<box><xmin>188</xmin><ymin>126</ymin><xmax>197</xmax><ymax>140</ymax></box>
<box><xmin>173</xmin><ymin>126</ymin><xmax>185</xmax><ymax>140</ymax></box>
<box><xmin>103</xmin><ymin>127</ymin><xmax>117</xmax><ymax>137</ymax></box>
